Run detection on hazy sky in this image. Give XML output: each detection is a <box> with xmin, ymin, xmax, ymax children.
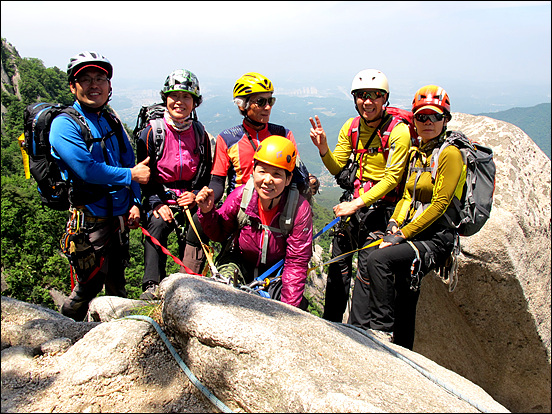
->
<box><xmin>2</xmin><ymin>1</ymin><xmax>551</xmax><ymax>112</ymax></box>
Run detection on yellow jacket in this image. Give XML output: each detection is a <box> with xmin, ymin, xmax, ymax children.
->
<box><xmin>392</xmin><ymin>137</ymin><xmax>466</xmax><ymax>239</ymax></box>
<box><xmin>321</xmin><ymin>113</ymin><xmax>411</xmax><ymax>206</ymax></box>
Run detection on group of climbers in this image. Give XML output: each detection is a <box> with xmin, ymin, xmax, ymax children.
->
<box><xmin>43</xmin><ymin>51</ymin><xmax>473</xmax><ymax>350</ymax></box>
<box><xmin>311</xmin><ymin>75</ymin><xmax>464</xmax><ymax>349</ymax></box>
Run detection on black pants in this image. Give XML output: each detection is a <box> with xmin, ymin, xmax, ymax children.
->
<box><xmin>61</xmin><ymin>216</ymin><xmax>129</xmax><ymax>321</ymax></box>
<box><xmin>322</xmin><ymin>203</ymin><xmax>393</xmax><ymax>322</ymax></box>
<box><xmin>143</xmin><ymin>207</ymin><xmax>209</xmax><ymax>287</ymax></box>
<box><xmin>349</xmin><ymin>227</ymin><xmax>455</xmax><ymax>349</ymax></box>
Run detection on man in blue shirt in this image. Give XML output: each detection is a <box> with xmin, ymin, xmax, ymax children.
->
<box><xmin>50</xmin><ymin>51</ymin><xmax>150</xmax><ymax>321</ymax></box>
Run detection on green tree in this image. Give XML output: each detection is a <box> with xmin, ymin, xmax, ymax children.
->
<box><xmin>1</xmin><ymin>175</ymin><xmax>70</xmax><ymax>307</ymax></box>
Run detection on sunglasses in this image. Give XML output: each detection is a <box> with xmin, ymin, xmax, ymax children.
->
<box><xmin>414</xmin><ymin>113</ymin><xmax>446</xmax><ymax>123</ymax></box>
<box><xmin>355</xmin><ymin>90</ymin><xmax>386</xmax><ymax>101</ymax></box>
<box><xmin>252</xmin><ymin>96</ymin><xmax>276</xmax><ymax>107</ymax></box>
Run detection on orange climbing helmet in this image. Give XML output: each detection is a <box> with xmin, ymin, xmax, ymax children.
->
<box><xmin>412</xmin><ymin>85</ymin><xmax>451</xmax><ymax>115</ymax></box>
<box><xmin>253</xmin><ymin>135</ymin><xmax>296</xmax><ymax>172</ymax></box>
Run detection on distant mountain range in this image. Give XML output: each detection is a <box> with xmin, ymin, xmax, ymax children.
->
<box><xmin>113</xmin><ymin>92</ymin><xmax>551</xmax><ymax>168</ymax></box>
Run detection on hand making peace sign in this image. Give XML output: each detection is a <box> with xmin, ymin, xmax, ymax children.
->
<box><xmin>309</xmin><ymin>115</ymin><xmax>329</xmax><ymax>157</ymax></box>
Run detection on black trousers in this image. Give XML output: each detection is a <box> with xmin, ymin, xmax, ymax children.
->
<box><xmin>322</xmin><ymin>203</ymin><xmax>393</xmax><ymax>322</ymax></box>
<box><xmin>349</xmin><ymin>227</ymin><xmax>455</xmax><ymax>350</ymax></box>
<box><xmin>61</xmin><ymin>216</ymin><xmax>129</xmax><ymax>321</ymax></box>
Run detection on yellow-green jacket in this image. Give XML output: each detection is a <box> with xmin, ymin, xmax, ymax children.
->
<box><xmin>392</xmin><ymin>137</ymin><xmax>466</xmax><ymax>239</ymax></box>
<box><xmin>321</xmin><ymin>113</ymin><xmax>411</xmax><ymax>207</ymax></box>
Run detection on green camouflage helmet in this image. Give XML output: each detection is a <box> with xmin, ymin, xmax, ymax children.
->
<box><xmin>161</xmin><ymin>69</ymin><xmax>202</xmax><ymax>101</ymax></box>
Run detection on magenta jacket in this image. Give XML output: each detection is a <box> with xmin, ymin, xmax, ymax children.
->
<box><xmin>198</xmin><ymin>185</ymin><xmax>313</xmax><ymax>307</ymax></box>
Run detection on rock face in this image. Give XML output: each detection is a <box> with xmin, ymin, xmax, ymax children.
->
<box><xmin>2</xmin><ymin>282</ymin><xmax>508</xmax><ymax>413</ymax></box>
<box><xmin>413</xmin><ymin>113</ymin><xmax>551</xmax><ymax>413</ymax></box>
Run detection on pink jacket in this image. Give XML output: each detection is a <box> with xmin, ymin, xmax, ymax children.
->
<box><xmin>198</xmin><ymin>185</ymin><xmax>313</xmax><ymax>307</ymax></box>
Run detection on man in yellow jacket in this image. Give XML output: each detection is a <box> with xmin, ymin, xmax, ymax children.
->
<box><xmin>309</xmin><ymin>69</ymin><xmax>411</xmax><ymax>323</ymax></box>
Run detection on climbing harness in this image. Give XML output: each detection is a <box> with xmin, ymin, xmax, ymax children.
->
<box><xmin>124</xmin><ymin>315</ymin><xmax>233</xmax><ymax>413</ymax></box>
<box><xmin>60</xmin><ymin>208</ymin><xmax>128</xmax><ymax>289</ymax></box>
<box><xmin>139</xmin><ymin>225</ymin><xmax>202</xmax><ymax>276</ymax></box>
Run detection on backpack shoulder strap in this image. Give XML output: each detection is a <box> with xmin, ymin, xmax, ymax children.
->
<box><xmin>190</xmin><ymin>120</ymin><xmax>211</xmax><ymax>190</ymax></box>
<box><xmin>431</xmin><ymin>132</ymin><xmax>470</xmax><ymax>181</ymax></box>
<box><xmin>279</xmin><ymin>183</ymin><xmax>300</xmax><ymax>237</ymax></box>
<box><xmin>378</xmin><ymin>111</ymin><xmax>402</xmax><ymax>158</ymax></box>
<box><xmin>238</xmin><ymin>177</ymin><xmax>298</xmax><ymax>237</ymax></box>
<box><xmin>103</xmin><ymin>110</ymin><xmax>127</xmax><ymax>155</ymax></box>
<box><xmin>149</xmin><ymin>118</ymin><xmax>166</xmax><ymax>160</ymax></box>
<box><xmin>60</xmin><ymin>107</ymin><xmax>93</xmax><ymax>150</ymax></box>
<box><xmin>238</xmin><ymin>177</ymin><xmax>255</xmax><ymax>229</ymax></box>
<box><xmin>347</xmin><ymin>116</ymin><xmax>361</xmax><ymax>150</ymax></box>
<box><xmin>237</xmin><ymin>178</ymin><xmax>299</xmax><ymax>265</ymax></box>
<box><xmin>192</xmin><ymin>120</ymin><xmax>207</xmax><ymax>156</ymax></box>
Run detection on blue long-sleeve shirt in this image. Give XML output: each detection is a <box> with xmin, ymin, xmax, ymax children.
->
<box><xmin>50</xmin><ymin>101</ymin><xmax>141</xmax><ymax>216</ymax></box>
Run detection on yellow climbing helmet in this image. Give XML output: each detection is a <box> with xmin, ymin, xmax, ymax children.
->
<box><xmin>233</xmin><ymin>72</ymin><xmax>274</xmax><ymax>98</ymax></box>
<box><xmin>253</xmin><ymin>135</ymin><xmax>296</xmax><ymax>172</ymax></box>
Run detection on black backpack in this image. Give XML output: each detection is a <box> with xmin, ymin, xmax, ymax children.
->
<box><xmin>431</xmin><ymin>131</ymin><xmax>496</xmax><ymax>236</ymax></box>
<box><xmin>133</xmin><ymin>103</ymin><xmax>166</xmax><ymax>159</ymax></box>
<box><xmin>22</xmin><ymin>102</ymin><xmax>126</xmax><ymax>211</ymax></box>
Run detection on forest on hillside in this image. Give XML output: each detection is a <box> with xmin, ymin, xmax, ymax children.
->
<box><xmin>0</xmin><ymin>38</ymin><xmax>334</xmax><ymax>314</ymax></box>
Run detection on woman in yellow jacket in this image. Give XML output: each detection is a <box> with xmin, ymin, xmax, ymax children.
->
<box><xmin>349</xmin><ymin>85</ymin><xmax>466</xmax><ymax>350</ymax></box>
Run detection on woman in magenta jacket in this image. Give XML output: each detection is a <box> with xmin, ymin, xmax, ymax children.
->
<box><xmin>196</xmin><ymin>135</ymin><xmax>313</xmax><ymax>309</ymax></box>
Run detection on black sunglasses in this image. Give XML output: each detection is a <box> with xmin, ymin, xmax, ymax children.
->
<box><xmin>252</xmin><ymin>96</ymin><xmax>276</xmax><ymax>107</ymax></box>
<box><xmin>414</xmin><ymin>113</ymin><xmax>446</xmax><ymax>123</ymax></box>
<box><xmin>354</xmin><ymin>90</ymin><xmax>386</xmax><ymax>101</ymax></box>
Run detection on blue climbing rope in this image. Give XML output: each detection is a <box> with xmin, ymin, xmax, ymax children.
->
<box><xmin>337</xmin><ymin>322</ymin><xmax>496</xmax><ymax>413</ymax></box>
<box><xmin>124</xmin><ymin>315</ymin><xmax>233</xmax><ymax>413</ymax></box>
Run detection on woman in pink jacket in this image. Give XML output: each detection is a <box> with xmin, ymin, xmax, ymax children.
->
<box><xmin>196</xmin><ymin>135</ymin><xmax>313</xmax><ymax>309</ymax></box>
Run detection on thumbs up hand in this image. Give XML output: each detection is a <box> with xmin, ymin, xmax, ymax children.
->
<box><xmin>131</xmin><ymin>156</ymin><xmax>150</xmax><ymax>184</ymax></box>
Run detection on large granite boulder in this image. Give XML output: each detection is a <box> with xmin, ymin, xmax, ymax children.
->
<box><xmin>414</xmin><ymin>113</ymin><xmax>551</xmax><ymax>413</ymax></box>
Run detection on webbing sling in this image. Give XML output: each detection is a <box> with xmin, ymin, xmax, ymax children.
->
<box><xmin>139</xmin><ymin>225</ymin><xmax>202</xmax><ymax>276</ymax></box>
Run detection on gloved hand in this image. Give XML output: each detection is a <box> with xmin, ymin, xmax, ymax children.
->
<box><xmin>386</xmin><ymin>220</ymin><xmax>398</xmax><ymax>234</ymax></box>
<box><xmin>382</xmin><ymin>230</ymin><xmax>406</xmax><ymax>245</ymax></box>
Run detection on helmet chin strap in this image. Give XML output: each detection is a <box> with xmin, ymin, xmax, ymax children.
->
<box><xmin>355</xmin><ymin>98</ymin><xmax>389</xmax><ymax>126</ymax></box>
<box><xmin>267</xmin><ymin>190</ymin><xmax>285</xmax><ymax>210</ymax></box>
<box><xmin>244</xmin><ymin>115</ymin><xmax>266</xmax><ymax>129</ymax></box>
